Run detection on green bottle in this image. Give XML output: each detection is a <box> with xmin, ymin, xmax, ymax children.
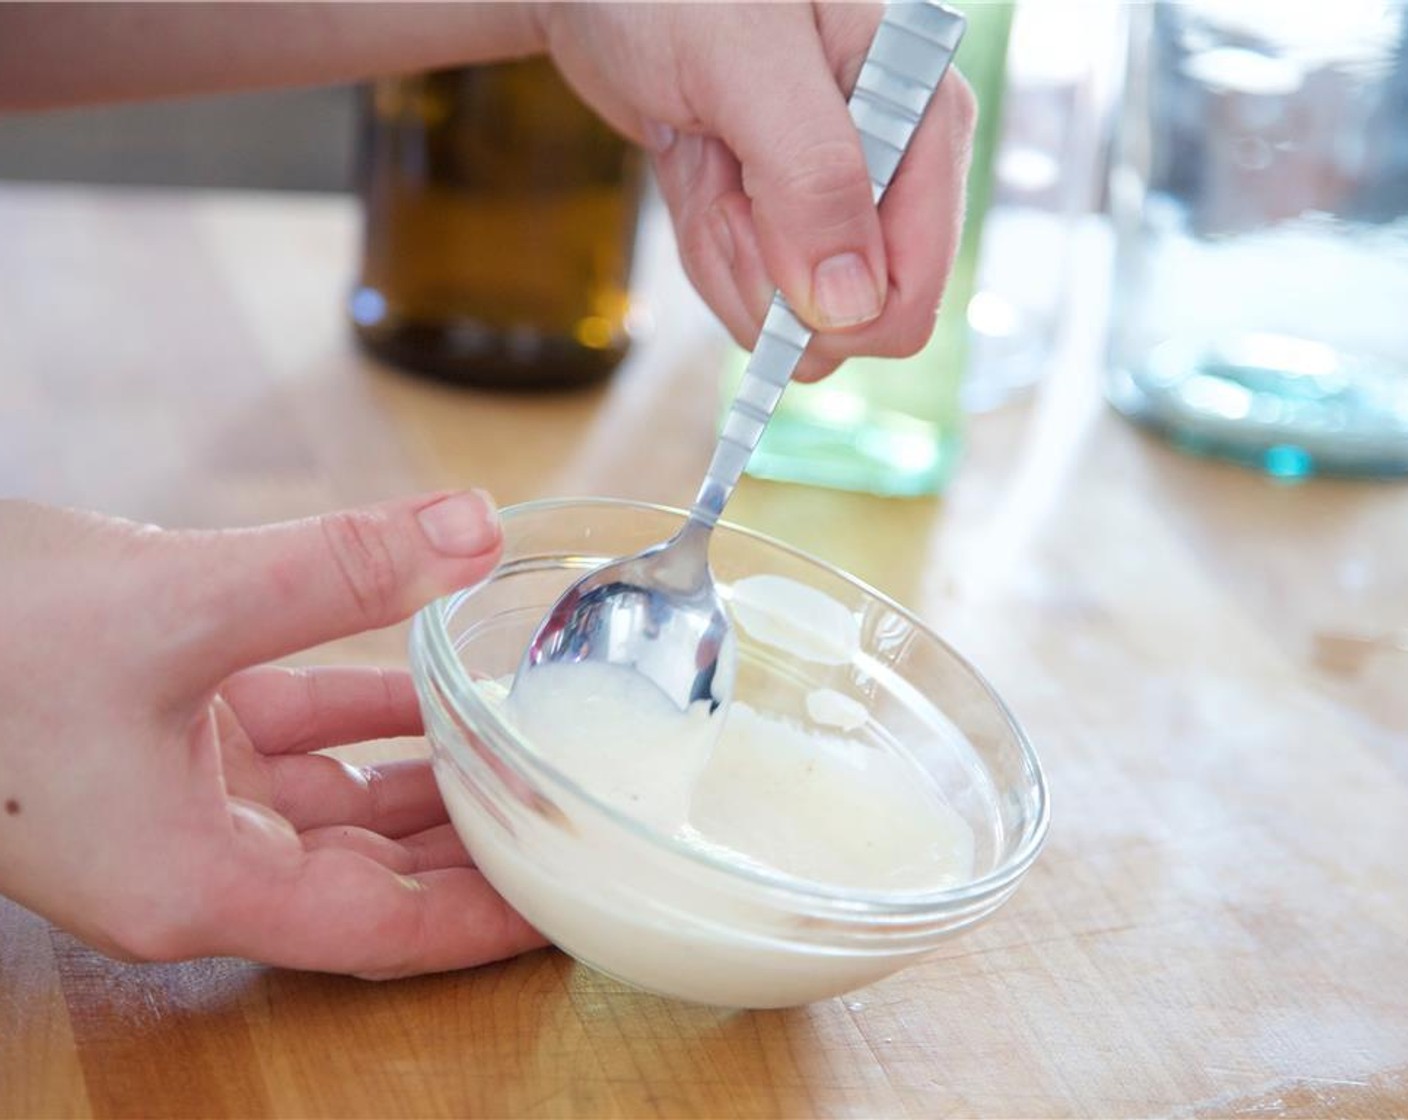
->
<box><xmin>722</xmin><ymin>0</ymin><xmax>1014</xmax><ymax>496</ymax></box>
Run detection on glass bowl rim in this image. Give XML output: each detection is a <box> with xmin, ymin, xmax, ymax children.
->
<box><xmin>415</xmin><ymin>495</ymin><xmax>1051</xmax><ymax>915</ymax></box>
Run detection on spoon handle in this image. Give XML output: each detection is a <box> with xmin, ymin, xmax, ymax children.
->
<box><xmin>689</xmin><ymin>1</ymin><xmax>967</xmax><ymax>529</ymax></box>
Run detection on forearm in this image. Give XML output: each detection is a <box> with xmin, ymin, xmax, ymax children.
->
<box><xmin>0</xmin><ymin>1</ymin><xmax>544</xmax><ymax>111</ymax></box>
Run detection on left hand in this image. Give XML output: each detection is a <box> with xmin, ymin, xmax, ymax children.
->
<box><xmin>0</xmin><ymin>491</ymin><xmax>544</xmax><ymax>979</ymax></box>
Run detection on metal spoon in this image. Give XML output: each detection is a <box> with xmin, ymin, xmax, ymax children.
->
<box><xmin>513</xmin><ymin>2</ymin><xmax>966</xmax><ymax>723</ymax></box>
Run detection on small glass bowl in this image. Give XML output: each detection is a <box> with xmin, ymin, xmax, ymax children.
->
<box><xmin>410</xmin><ymin>498</ymin><xmax>1048</xmax><ymax>1009</ymax></box>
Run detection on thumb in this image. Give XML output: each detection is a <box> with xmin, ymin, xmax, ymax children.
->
<box><xmin>159</xmin><ymin>490</ymin><xmax>502</xmax><ymax>683</ymax></box>
<box><xmin>698</xmin><ymin>11</ymin><xmax>887</xmax><ymax>333</ymax></box>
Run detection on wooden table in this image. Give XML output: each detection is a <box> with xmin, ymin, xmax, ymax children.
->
<box><xmin>2</xmin><ymin>183</ymin><xmax>1405</xmax><ymax>1119</ymax></box>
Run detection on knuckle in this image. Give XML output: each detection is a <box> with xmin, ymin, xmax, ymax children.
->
<box><xmin>750</xmin><ymin>138</ymin><xmax>873</xmax><ymax>234</ymax></box>
<box><xmin>779</xmin><ymin>138</ymin><xmax>869</xmax><ymax>204</ymax></box>
<box><xmin>319</xmin><ymin>510</ymin><xmax>401</xmax><ymax>626</ymax></box>
<box><xmin>791</xmin><ymin>131</ymin><xmax>867</xmax><ymax>174</ymax></box>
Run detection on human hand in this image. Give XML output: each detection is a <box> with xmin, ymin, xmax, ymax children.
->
<box><xmin>0</xmin><ymin>492</ymin><xmax>544</xmax><ymax>978</ymax></box>
<box><xmin>538</xmin><ymin>2</ymin><xmax>976</xmax><ymax>380</ymax></box>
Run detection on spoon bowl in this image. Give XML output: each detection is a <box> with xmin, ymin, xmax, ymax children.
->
<box><xmin>517</xmin><ymin>519</ymin><xmax>735</xmax><ymax>714</ymax></box>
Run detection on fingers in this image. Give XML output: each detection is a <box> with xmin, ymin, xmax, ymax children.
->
<box><xmin>263</xmin><ymin>754</ymin><xmax>449</xmax><ymax>839</ymax></box>
<box><xmin>217</xmin><ymin>750</ymin><xmax>529</xmax><ymax>979</ymax></box>
<box><xmin>217</xmin><ymin>665</ymin><xmax>456</xmax><ymax>841</ymax></box>
<box><xmin>681</xmin><ymin>5</ymin><xmax>888</xmax><ymax>334</ymax></box>
<box><xmin>653</xmin><ymin>10</ymin><xmax>975</xmax><ymax>380</ymax></box>
<box><xmin>215</xmin><ymin>846</ymin><xmax>545</xmax><ymax>979</ymax></box>
<box><xmin>542</xmin><ymin>2</ymin><xmax>973</xmax><ymax>375</ymax></box>
<box><xmin>154</xmin><ymin>490</ymin><xmax>502</xmax><ymax>686</ymax></box>
<box><xmin>653</xmin><ymin>134</ymin><xmax>772</xmax><ymax>352</ymax></box>
<box><xmin>794</xmin><ymin>70</ymin><xmax>977</xmax><ymax>381</ymax></box>
<box><xmin>222</xmin><ymin>665</ymin><xmax>422</xmax><ymax>756</ymax></box>
<box><xmin>300</xmin><ymin>822</ymin><xmax>472</xmax><ymax>875</ymax></box>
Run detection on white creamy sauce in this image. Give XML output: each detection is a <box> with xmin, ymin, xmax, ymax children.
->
<box><xmin>493</xmin><ymin>664</ymin><xmax>973</xmax><ymax>893</ymax></box>
<box><xmin>438</xmin><ymin>575</ymin><xmax>977</xmax><ymax>1007</ymax></box>
<box><xmin>804</xmin><ymin>687</ymin><xmax>870</xmax><ymax>732</ymax></box>
<box><xmin>500</xmin><ymin>663</ymin><xmax>716</xmax><ymax>835</ymax></box>
<box><xmin>728</xmin><ymin>574</ymin><xmax>861</xmax><ymax>665</ymax></box>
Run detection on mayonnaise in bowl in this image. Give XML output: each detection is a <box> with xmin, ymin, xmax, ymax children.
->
<box><xmin>413</xmin><ymin>499</ymin><xmax>1048</xmax><ymax>1008</ymax></box>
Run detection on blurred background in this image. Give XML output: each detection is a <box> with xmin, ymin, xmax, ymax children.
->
<box><xmin>2</xmin><ymin>0</ymin><xmax>1403</xmax><ymax>482</ymax></box>
<box><xmin>0</xmin><ymin>85</ymin><xmax>356</xmax><ymax>192</ymax></box>
<box><xmin>0</xmin><ymin>0</ymin><xmax>1121</xmax><ymax>419</ymax></box>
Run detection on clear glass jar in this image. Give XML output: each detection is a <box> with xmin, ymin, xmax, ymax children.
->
<box><xmin>409</xmin><ymin>498</ymin><xmax>1049</xmax><ymax>1008</ymax></box>
<box><xmin>1107</xmin><ymin>1</ymin><xmax>1408</xmax><ymax>477</ymax></box>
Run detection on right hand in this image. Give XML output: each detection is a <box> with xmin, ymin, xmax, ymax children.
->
<box><xmin>537</xmin><ymin>2</ymin><xmax>976</xmax><ymax>381</ymax></box>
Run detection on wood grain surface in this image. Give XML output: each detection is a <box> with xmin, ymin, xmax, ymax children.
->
<box><xmin>1</xmin><ymin>183</ymin><xmax>1405</xmax><ymax>1119</ymax></box>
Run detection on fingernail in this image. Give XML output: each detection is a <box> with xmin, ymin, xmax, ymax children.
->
<box><xmin>643</xmin><ymin>118</ymin><xmax>677</xmax><ymax>154</ymax></box>
<box><xmin>811</xmin><ymin>252</ymin><xmax>883</xmax><ymax>329</ymax></box>
<box><xmin>417</xmin><ymin>490</ymin><xmax>500</xmax><ymax>556</ymax></box>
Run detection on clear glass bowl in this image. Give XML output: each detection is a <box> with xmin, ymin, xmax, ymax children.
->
<box><xmin>410</xmin><ymin>498</ymin><xmax>1048</xmax><ymax>1008</ymax></box>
